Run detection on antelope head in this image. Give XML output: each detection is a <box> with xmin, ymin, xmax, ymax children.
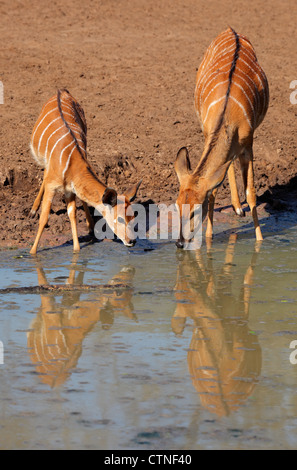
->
<box><xmin>99</xmin><ymin>180</ymin><xmax>142</xmax><ymax>247</ymax></box>
<box><xmin>174</xmin><ymin>147</ymin><xmax>229</xmax><ymax>249</ymax></box>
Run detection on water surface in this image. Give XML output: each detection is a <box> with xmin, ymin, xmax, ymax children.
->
<box><xmin>1</xmin><ymin>215</ymin><xmax>297</xmax><ymax>450</ymax></box>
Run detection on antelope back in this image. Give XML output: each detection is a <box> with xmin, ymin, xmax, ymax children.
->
<box><xmin>30</xmin><ymin>89</ymin><xmax>87</xmax><ymax>175</ymax></box>
<box><xmin>195</xmin><ymin>27</ymin><xmax>269</xmax><ymax>137</ymax></box>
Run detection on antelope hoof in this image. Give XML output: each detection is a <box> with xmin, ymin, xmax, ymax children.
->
<box><xmin>176</xmin><ymin>240</ymin><xmax>184</xmax><ymax>249</ymax></box>
<box><xmin>29</xmin><ymin>209</ymin><xmax>37</xmax><ymax>219</ymax></box>
<box><xmin>234</xmin><ymin>206</ymin><xmax>245</xmax><ymax>217</ymax></box>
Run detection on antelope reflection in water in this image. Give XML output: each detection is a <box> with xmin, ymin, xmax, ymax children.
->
<box><xmin>27</xmin><ymin>255</ymin><xmax>136</xmax><ymax>388</ymax></box>
<box><xmin>172</xmin><ymin>234</ymin><xmax>262</xmax><ymax>417</ymax></box>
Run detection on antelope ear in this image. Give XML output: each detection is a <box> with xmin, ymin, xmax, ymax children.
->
<box><xmin>174</xmin><ymin>147</ymin><xmax>191</xmax><ymax>183</ymax></box>
<box><xmin>102</xmin><ymin>188</ymin><xmax>118</xmax><ymax>207</ymax></box>
<box><xmin>125</xmin><ymin>180</ymin><xmax>142</xmax><ymax>202</ymax></box>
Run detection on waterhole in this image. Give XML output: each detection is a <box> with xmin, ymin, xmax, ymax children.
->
<box><xmin>1</xmin><ymin>214</ymin><xmax>297</xmax><ymax>449</ymax></box>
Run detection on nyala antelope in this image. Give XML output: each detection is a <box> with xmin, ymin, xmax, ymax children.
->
<box><xmin>29</xmin><ymin>89</ymin><xmax>141</xmax><ymax>254</ymax></box>
<box><xmin>27</xmin><ymin>258</ymin><xmax>135</xmax><ymax>388</ymax></box>
<box><xmin>175</xmin><ymin>27</ymin><xmax>269</xmax><ymax>248</ymax></box>
<box><xmin>172</xmin><ymin>235</ymin><xmax>262</xmax><ymax>416</ymax></box>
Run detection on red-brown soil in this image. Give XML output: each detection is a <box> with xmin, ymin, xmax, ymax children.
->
<box><xmin>0</xmin><ymin>0</ymin><xmax>296</xmax><ymax>249</ymax></box>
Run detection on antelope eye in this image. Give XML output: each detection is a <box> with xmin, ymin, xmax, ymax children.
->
<box><xmin>117</xmin><ymin>216</ymin><xmax>125</xmax><ymax>224</ymax></box>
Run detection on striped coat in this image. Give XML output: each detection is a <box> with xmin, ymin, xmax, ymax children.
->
<box><xmin>30</xmin><ymin>88</ymin><xmax>87</xmax><ymax>183</ymax></box>
<box><xmin>29</xmin><ymin>89</ymin><xmax>141</xmax><ymax>254</ymax></box>
<box><xmin>174</xmin><ymin>28</ymin><xmax>269</xmax><ymax>245</ymax></box>
<box><xmin>195</xmin><ymin>27</ymin><xmax>269</xmax><ymax>138</ymax></box>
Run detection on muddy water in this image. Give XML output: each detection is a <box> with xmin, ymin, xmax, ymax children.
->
<box><xmin>1</xmin><ymin>216</ymin><xmax>297</xmax><ymax>450</ymax></box>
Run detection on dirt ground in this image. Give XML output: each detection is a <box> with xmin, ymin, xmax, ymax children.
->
<box><xmin>0</xmin><ymin>0</ymin><xmax>296</xmax><ymax>249</ymax></box>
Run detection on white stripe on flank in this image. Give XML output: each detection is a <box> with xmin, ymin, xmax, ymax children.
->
<box><xmin>238</xmin><ymin>49</ymin><xmax>267</xmax><ymax>82</ymax></box>
<box><xmin>37</xmin><ymin>116</ymin><xmax>61</xmax><ymax>155</ymax></box>
<box><xmin>59</xmin><ymin>140</ymin><xmax>76</xmax><ymax>165</ymax></box>
<box><xmin>197</xmin><ymin>63</ymin><xmax>231</xmax><ymax>110</ymax></box>
<box><xmin>240</xmin><ymin>37</ymin><xmax>252</xmax><ymax>47</ymax></box>
<box><xmin>199</xmin><ymin>53</ymin><xmax>235</xmax><ymax>89</ymax></box>
<box><xmin>71</xmin><ymin>127</ymin><xmax>83</xmax><ymax>136</ymax></box>
<box><xmin>233</xmin><ymin>70</ymin><xmax>259</xmax><ymax>109</ymax></box>
<box><xmin>211</xmin><ymin>35</ymin><xmax>234</xmax><ymax>58</ymax></box>
<box><xmin>234</xmin><ymin>76</ymin><xmax>259</xmax><ymax>120</ymax></box>
<box><xmin>31</xmin><ymin>107</ymin><xmax>56</xmax><ymax>143</ymax></box>
<box><xmin>78</xmin><ymin>145</ymin><xmax>86</xmax><ymax>154</ymax></box>
<box><xmin>44</xmin><ymin>124</ymin><xmax>65</xmax><ymax>160</ymax></box>
<box><xmin>65</xmin><ymin>129</ymin><xmax>86</xmax><ymax>154</ymax></box>
<box><xmin>232</xmin><ymin>81</ymin><xmax>255</xmax><ymax>125</ymax></box>
<box><xmin>71</xmin><ymin>131</ymin><xmax>85</xmax><ymax>146</ymax></box>
<box><xmin>61</xmin><ymin>112</ymin><xmax>86</xmax><ymax>135</ymax></box>
<box><xmin>238</xmin><ymin>51</ymin><xmax>268</xmax><ymax>110</ymax></box>
<box><xmin>63</xmin><ymin>145</ymin><xmax>77</xmax><ymax>179</ymax></box>
<box><xmin>48</xmin><ymin>131</ymin><xmax>70</xmax><ymax>165</ymax></box>
<box><xmin>202</xmin><ymin>96</ymin><xmax>226</xmax><ymax>124</ymax></box>
<box><xmin>60</xmin><ymin>101</ymin><xmax>74</xmax><ymax>112</ymax></box>
<box><xmin>196</xmin><ymin>31</ymin><xmax>267</xmax><ymax>132</ymax></box>
<box><xmin>212</xmin><ymin>39</ymin><xmax>235</xmax><ymax>61</ymax></box>
<box><xmin>198</xmin><ymin>54</ymin><xmax>234</xmax><ymax>90</ymax></box>
<box><xmin>197</xmin><ymin>43</ymin><xmax>235</xmax><ymax>90</ymax></box>
<box><xmin>202</xmin><ymin>79</ymin><xmax>229</xmax><ymax>107</ymax></box>
<box><xmin>62</xmin><ymin>111</ymin><xmax>76</xmax><ymax>120</ymax></box>
<box><xmin>237</xmin><ymin>57</ymin><xmax>267</xmax><ymax>108</ymax></box>
<box><xmin>239</xmin><ymin>51</ymin><xmax>268</xmax><ymax>97</ymax></box>
<box><xmin>197</xmin><ymin>66</ymin><xmax>228</xmax><ymax>96</ymax></box>
<box><xmin>202</xmin><ymin>90</ymin><xmax>253</xmax><ymax>130</ymax></box>
<box><xmin>239</xmin><ymin>47</ymin><xmax>266</xmax><ymax>82</ymax></box>
<box><xmin>229</xmin><ymin>95</ymin><xmax>252</xmax><ymax>128</ymax></box>
<box><xmin>69</xmin><ymin>123</ymin><xmax>83</xmax><ymax>133</ymax></box>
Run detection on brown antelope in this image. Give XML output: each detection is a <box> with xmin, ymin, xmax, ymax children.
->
<box><xmin>29</xmin><ymin>89</ymin><xmax>141</xmax><ymax>254</ymax></box>
<box><xmin>175</xmin><ymin>27</ymin><xmax>269</xmax><ymax>247</ymax></box>
<box><xmin>27</xmin><ymin>255</ymin><xmax>136</xmax><ymax>387</ymax></box>
<box><xmin>172</xmin><ymin>235</ymin><xmax>262</xmax><ymax>416</ymax></box>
